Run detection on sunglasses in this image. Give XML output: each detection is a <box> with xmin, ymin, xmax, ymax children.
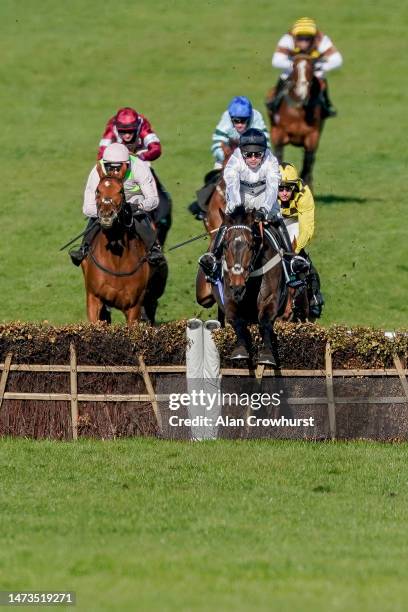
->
<box><xmin>105</xmin><ymin>163</ymin><xmax>127</xmax><ymax>171</ymax></box>
<box><xmin>242</xmin><ymin>151</ymin><xmax>264</xmax><ymax>159</ymax></box>
<box><xmin>278</xmin><ymin>184</ymin><xmax>295</xmax><ymax>191</ymax></box>
<box><xmin>231</xmin><ymin>117</ymin><xmax>248</xmax><ymax>125</ymax></box>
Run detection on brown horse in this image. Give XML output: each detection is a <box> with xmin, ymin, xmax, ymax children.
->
<box><xmin>214</xmin><ymin>207</ymin><xmax>289</xmax><ymax>365</ymax></box>
<box><xmin>196</xmin><ymin>142</ymin><xmax>305</xmax><ymax>323</ymax></box>
<box><xmin>266</xmin><ymin>54</ymin><xmax>324</xmax><ymax>190</ymax></box>
<box><xmin>81</xmin><ymin>163</ymin><xmax>167</xmax><ymax>324</ymax></box>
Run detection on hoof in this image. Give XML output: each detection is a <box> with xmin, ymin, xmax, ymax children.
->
<box><xmin>230</xmin><ymin>345</ymin><xmax>249</xmax><ymax>360</ymax></box>
<box><xmin>257</xmin><ymin>349</ymin><xmax>277</xmax><ymax>367</ymax></box>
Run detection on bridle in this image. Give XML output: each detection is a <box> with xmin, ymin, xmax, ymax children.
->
<box><xmin>96</xmin><ymin>176</ymin><xmax>127</xmax><ymax>229</ymax></box>
<box><xmin>222</xmin><ymin>224</ymin><xmax>258</xmax><ymax>278</ymax></box>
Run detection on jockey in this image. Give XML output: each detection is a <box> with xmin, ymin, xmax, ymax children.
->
<box><xmin>267</xmin><ymin>17</ymin><xmax>343</xmax><ymax>118</ymax></box>
<box><xmin>198</xmin><ymin>129</ymin><xmax>309</xmax><ymax>285</ymax></box>
<box><xmin>189</xmin><ymin>96</ymin><xmax>270</xmax><ymax>220</ymax></box>
<box><xmin>211</xmin><ymin>96</ymin><xmax>270</xmax><ymax>166</ymax></box>
<box><xmin>97</xmin><ymin>107</ymin><xmax>171</xmax><ymax>244</ymax></box>
<box><xmin>278</xmin><ymin>162</ymin><xmax>324</xmax><ymax>317</ymax></box>
<box><xmin>69</xmin><ymin>143</ymin><xmax>164</xmax><ymax>267</ymax></box>
<box><xmin>97</xmin><ymin>107</ymin><xmax>161</xmax><ymax>161</ymax></box>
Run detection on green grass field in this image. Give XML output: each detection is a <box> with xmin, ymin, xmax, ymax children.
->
<box><xmin>1</xmin><ymin>3</ymin><xmax>407</xmax><ymax>610</ymax></box>
<box><xmin>0</xmin><ymin>0</ymin><xmax>406</xmax><ymax>327</ymax></box>
<box><xmin>1</xmin><ymin>438</ymin><xmax>408</xmax><ymax>612</ymax></box>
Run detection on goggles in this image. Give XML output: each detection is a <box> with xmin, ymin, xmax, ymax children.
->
<box><xmin>278</xmin><ymin>183</ymin><xmax>296</xmax><ymax>192</ymax></box>
<box><xmin>231</xmin><ymin>117</ymin><xmax>249</xmax><ymax>125</ymax></box>
<box><xmin>242</xmin><ymin>151</ymin><xmax>264</xmax><ymax>159</ymax></box>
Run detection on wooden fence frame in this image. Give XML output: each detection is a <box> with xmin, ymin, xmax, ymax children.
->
<box><xmin>0</xmin><ymin>343</ymin><xmax>407</xmax><ymax>440</ymax></box>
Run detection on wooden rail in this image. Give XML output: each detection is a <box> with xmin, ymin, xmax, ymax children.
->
<box><xmin>0</xmin><ymin>342</ymin><xmax>407</xmax><ymax>440</ymax></box>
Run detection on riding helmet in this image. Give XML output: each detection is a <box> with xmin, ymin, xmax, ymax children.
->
<box><xmin>114</xmin><ymin>107</ymin><xmax>140</xmax><ymax>132</ymax></box>
<box><xmin>279</xmin><ymin>162</ymin><xmax>300</xmax><ymax>186</ymax></box>
<box><xmin>239</xmin><ymin>128</ymin><xmax>267</xmax><ymax>153</ymax></box>
<box><xmin>292</xmin><ymin>17</ymin><xmax>317</xmax><ymax>37</ymax></box>
<box><xmin>103</xmin><ymin>143</ymin><xmax>130</xmax><ymax>163</ymax></box>
<box><xmin>228</xmin><ymin>96</ymin><xmax>253</xmax><ymax>119</ymax></box>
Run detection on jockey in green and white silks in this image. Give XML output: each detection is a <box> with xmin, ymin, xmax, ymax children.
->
<box><xmin>70</xmin><ymin>143</ymin><xmax>164</xmax><ymax>266</ymax></box>
<box><xmin>211</xmin><ymin>96</ymin><xmax>271</xmax><ymax>167</ymax></box>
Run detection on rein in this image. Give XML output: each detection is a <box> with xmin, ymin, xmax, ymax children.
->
<box><xmin>89</xmin><ymin>248</ymin><xmax>148</xmax><ymax>277</ymax></box>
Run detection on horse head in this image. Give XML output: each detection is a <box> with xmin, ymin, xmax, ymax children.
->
<box><xmin>289</xmin><ymin>54</ymin><xmax>314</xmax><ymax>105</ymax></box>
<box><xmin>221</xmin><ymin>207</ymin><xmax>258</xmax><ymax>302</ymax></box>
<box><xmin>95</xmin><ymin>163</ymin><xmax>127</xmax><ymax>229</ymax></box>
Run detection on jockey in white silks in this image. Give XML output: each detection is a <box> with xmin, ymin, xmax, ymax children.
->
<box><xmin>198</xmin><ymin>129</ymin><xmax>309</xmax><ymax>286</ymax></box>
<box><xmin>69</xmin><ymin>143</ymin><xmax>164</xmax><ymax>267</ymax></box>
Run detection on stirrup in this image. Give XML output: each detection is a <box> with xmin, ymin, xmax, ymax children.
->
<box><xmin>69</xmin><ymin>245</ymin><xmax>88</xmax><ymax>267</ymax></box>
<box><xmin>199</xmin><ymin>253</ymin><xmax>219</xmax><ymax>283</ymax></box>
<box><xmin>147</xmin><ymin>245</ymin><xmax>165</xmax><ymax>265</ymax></box>
<box><xmin>290</xmin><ymin>255</ymin><xmax>310</xmax><ymax>275</ymax></box>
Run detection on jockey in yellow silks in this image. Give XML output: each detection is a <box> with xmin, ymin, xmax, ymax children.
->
<box><xmin>278</xmin><ymin>162</ymin><xmax>324</xmax><ymax>317</ymax></box>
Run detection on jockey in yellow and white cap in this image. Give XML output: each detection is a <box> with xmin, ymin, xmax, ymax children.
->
<box><xmin>268</xmin><ymin>17</ymin><xmax>343</xmax><ymax>118</ymax></box>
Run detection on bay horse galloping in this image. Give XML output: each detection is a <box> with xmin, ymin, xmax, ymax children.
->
<box><xmin>266</xmin><ymin>54</ymin><xmax>324</xmax><ymax>190</ymax></box>
<box><xmin>212</xmin><ymin>208</ymin><xmax>290</xmax><ymax>365</ymax></box>
<box><xmin>81</xmin><ymin>163</ymin><xmax>167</xmax><ymax>324</ymax></box>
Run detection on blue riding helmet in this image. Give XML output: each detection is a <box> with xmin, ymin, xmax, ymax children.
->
<box><xmin>227</xmin><ymin>96</ymin><xmax>253</xmax><ymax>119</ymax></box>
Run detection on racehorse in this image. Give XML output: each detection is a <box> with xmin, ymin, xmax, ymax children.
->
<box><xmin>266</xmin><ymin>54</ymin><xmax>324</xmax><ymax>190</ymax></box>
<box><xmin>81</xmin><ymin>163</ymin><xmax>167</xmax><ymax>324</ymax></box>
<box><xmin>214</xmin><ymin>207</ymin><xmax>290</xmax><ymax>365</ymax></box>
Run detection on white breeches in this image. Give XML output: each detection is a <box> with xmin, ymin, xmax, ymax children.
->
<box><xmin>284</xmin><ymin>217</ymin><xmax>299</xmax><ymax>245</ymax></box>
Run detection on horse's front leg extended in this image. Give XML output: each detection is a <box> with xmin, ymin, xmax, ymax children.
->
<box><xmin>257</xmin><ymin>314</ymin><xmax>278</xmax><ymax>367</ymax></box>
<box><xmin>230</xmin><ymin>317</ymin><xmax>251</xmax><ymax>360</ymax></box>
<box><xmin>86</xmin><ymin>293</ymin><xmax>105</xmax><ymax>323</ymax></box>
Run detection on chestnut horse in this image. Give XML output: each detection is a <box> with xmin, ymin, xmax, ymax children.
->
<box><xmin>215</xmin><ymin>208</ymin><xmax>289</xmax><ymax>365</ymax></box>
<box><xmin>81</xmin><ymin>163</ymin><xmax>167</xmax><ymax>324</ymax></box>
<box><xmin>266</xmin><ymin>54</ymin><xmax>324</xmax><ymax>190</ymax></box>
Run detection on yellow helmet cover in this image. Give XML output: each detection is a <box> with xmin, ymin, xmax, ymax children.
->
<box><xmin>292</xmin><ymin>17</ymin><xmax>317</xmax><ymax>37</ymax></box>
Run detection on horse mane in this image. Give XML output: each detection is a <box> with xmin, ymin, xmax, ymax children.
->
<box><xmin>225</xmin><ymin>205</ymin><xmax>252</xmax><ymax>226</ymax></box>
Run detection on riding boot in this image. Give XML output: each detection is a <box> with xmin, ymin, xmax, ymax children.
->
<box><xmin>320</xmin><ymin>80</ymin><xmax>337</xmax><ymax>118</ymax></box>
<box><xmin>132</xmin><ymin>210</ymin><xmax>165</xmax><ymax>266</ymax></box>
<box><xmin>265</xmin><ymin>78</ymin><xmax>286</xmax><ymax>114</ymax></box>
<box><xmin>198</xmin><ymin>225</ymin><xmax>225</xmax><ymax>284</ymax></box>
<box><xmin>69</xmin><ymin>217</ymin><xmax>99</xmax><ymax>266</ymax></box>
<box><xmin>307</xmin><ymin>260</ymin><xmax>325</xmax><ymax>317</ymax></box>
<box><xmin>272</xmin><ymin>218</ymin><xmax>309</xmax><ymax>287</ymax></box>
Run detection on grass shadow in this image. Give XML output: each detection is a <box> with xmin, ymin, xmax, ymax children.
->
<box><xmin>316</xmin><ymin>194</ymin><xmax>369</xmax><ymax>205</ymax></box>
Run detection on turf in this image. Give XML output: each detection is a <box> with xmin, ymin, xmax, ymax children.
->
<box><xmin>0</xmin><ymin>0</ymin><xmax>406</xmax><ymax>328</ymax></box>
<box><xmin>0</xmin><ymin>438</ymin><xmax>407</xmax><ymax>611</ymax></box>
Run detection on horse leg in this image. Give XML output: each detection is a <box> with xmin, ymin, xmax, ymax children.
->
<box><xmin>230</xmin><ymin>317</ymin><xmax>251</xmax><ymax>360</ymax></box>
<box><xmin>257</xmin><ymin>314</ymin><xmax>278</xmax><ymax>367</ymax></box>
<box><xmin>100</xmin><ymin>303</ymin><xmax>112</xmax><ymax>324</ymax></box>
<box><xmin>86</xmin><ymin>293</ymin><xmax>106</xmax><ymax>323</ymax></box>
<box><xmin>125</xmin><ymin>303</ymin><xmax>143</xmax><ymax>325</ymax></box>
<box><xmin>273</xmin><ymin>143</ymin><xmax>284</xmax><ymax>165</ymax></box>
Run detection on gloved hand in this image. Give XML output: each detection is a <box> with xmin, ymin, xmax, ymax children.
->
<box><xmin>254</xmin><ymin>207</ymin><xmax>268</xmax><ymax>223</ymax></box>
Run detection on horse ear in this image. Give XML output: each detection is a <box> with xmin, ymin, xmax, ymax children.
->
<box><xmin>117</xmin><ymin>162</ymin><xmax>128</xmax><ymax>180</ymax></box>
<box><xmin>96</xmin><ymin>162</ymin><xmax>105</xmax><ymax>179</ymax></box>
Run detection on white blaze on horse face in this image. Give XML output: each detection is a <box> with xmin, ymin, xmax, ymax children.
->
<box><xmin>295</xmin><ymin>60</ymin><xmax>308</xmax><ymax>101</ymax></box>
<box><xmin>231</xmin><ymin>263</ymin><xmax>244</xmax><ymax>275</ymax></box>
<box><xmin>104</xmin><ymin>180</ymin><xmax>111</xmax><ymax>187</ymax></box>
